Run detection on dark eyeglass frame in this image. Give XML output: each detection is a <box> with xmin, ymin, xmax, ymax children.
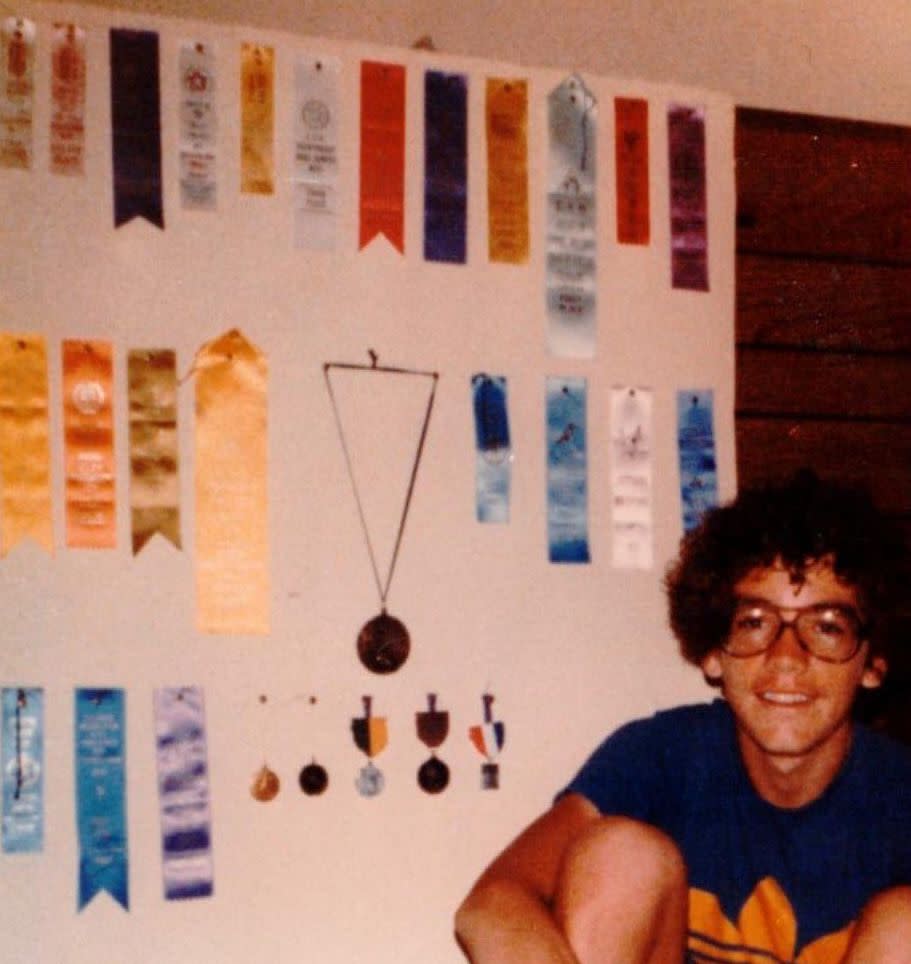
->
<box><xmin>723</xmin><ymin>597</ymin><xmax>867</xmax><ymax>664</ymax></box>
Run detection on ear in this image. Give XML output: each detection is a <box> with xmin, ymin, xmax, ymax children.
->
<box><xmin>861</xmin><ymin>655</ymin><xmax>887</xmax><ymax>690</ymax></box>
<box><xmin>701</xmin><ymin>650</ymin><xmax>723</xmax><ymax>684</ymax></box>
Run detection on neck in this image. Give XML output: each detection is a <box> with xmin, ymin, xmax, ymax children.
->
<box><xmin>736</xmin><ymin>722</ymin><xmax>854</xmax><ymax>809</ymax></box>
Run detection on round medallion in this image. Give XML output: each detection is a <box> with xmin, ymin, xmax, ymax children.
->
<box><xmin>72</xmin><ymin>380</ymin><xmax>105</xmax><ymax>416</ymax></box>
<box><xmin>355</xmin><ymin>761</ymin><xmax>385</xmax><ymax>797</ymax></box>
<box><xmin>417</xmin><ymin>756</ymin><xmax>450</xmax><ymax>794</ymax></box>
<box><xmin>298</xmin><ymin>761</ymin><xmax>329</xmax><ymax>796</ymax></box>
<box><xmin>356</xmin><ymin>612</ymin><xmax>410</xmax><ymax>674</ymax></box>
<box><xmin>302</xmin><ymin>98</ymin><xmax>330</xmax><ymax>130</ymax></box>
<box><xmin>250</xmin><ymin>764</ymin><xmax>280</xmax><ymax>802</ymax></box>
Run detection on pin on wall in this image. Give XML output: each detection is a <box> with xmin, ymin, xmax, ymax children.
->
<box><xmin>351</xmin><ymin>696</ymin><xmax>388</xmax><ymax>797</ymax></box>
<box><xmin>415</xmin><ymin>693</ymin><xmax>450</xmax><ymax>794</ymax></box>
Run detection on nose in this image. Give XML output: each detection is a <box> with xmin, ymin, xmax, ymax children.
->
<box><xmin>765</xmin><ymin>620</ymin><xmax>810</xmax><ymax>667</ymax></box>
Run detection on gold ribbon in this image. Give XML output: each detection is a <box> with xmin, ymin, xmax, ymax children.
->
<box><xmin>128</xmin><ymin>349</ymin><xmax>180</xmax><ymax>554</ymax></box>
<box><xmin>194</xmin><ymin>329</ymin><xmax>269</xmax><ymax>634</ymax></box>
<box><xmin>63</xmin><ymin>340</ymin><xmax>116</xmax><ymax>549</ymax></box>
<box><xmin>240</xmin><ymin>43</ymin><xmax>274</xmax><ymax>195</ymax></box>
<box><xmin>0</xmin><ymin>334</ymin><xmax>53</xmax><ymax>555</ymax></box>
<box><xmin>486</xmin><ymin>78</ymin><xmax>529</xmax><ymax>264</ymax></box>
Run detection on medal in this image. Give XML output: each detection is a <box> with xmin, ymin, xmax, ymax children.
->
<box><xmin>250</xmin><ymin>763</ymin><xmax>280</xmax><ymax>802</ymax></box>
<box><xmin>416</xmin><ymin>693</ymin><xmax>450</xmax><ymax>794</ymax></box>
<box><xmin>299</xmin><ymin>760</ymin><xmax>329</xmax><ymax>796</ymax></box>
<box><xmin>324</xmin><ymin>354</ymin><xmax>439</xmax><ymax>674</ymax></box>
<box><xmin>351</xmin><ymin>696</ymin><xmax>388</xmax><ymax>797</ymax></box>
<box><xmin>469</xmin><ymin>693</ymin><xmax>506</xmax><ymax>789</ymax></box>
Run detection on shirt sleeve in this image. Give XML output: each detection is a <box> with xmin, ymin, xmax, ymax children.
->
<box><xmin>557</xmin><ymin>714</ymin><xmax>674</xmax><ymax>823</ymax></box>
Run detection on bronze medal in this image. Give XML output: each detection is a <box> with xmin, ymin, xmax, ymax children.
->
<box><xmin>299</xmin><ymin>761</ymin><xmax>329</xmax><ymax>796</ymax></box>
<box><xmin>324</xmin><ymin>357</ymin><xmax>439</xmax><ymax>674</ymax></box>
<box><xmin>417</xmin><ymin>755</ymin><xmax>449</xmax><ymax>794</ymax></box>
<box><xmin>251</xmin><ymin>763</ymin><xmax>280</xmax><ymax>802</ymax></box>
<box><xmin>357</xmin><ymin>611</ymin><xmax>410</xmax><ymax>674</ymax></box>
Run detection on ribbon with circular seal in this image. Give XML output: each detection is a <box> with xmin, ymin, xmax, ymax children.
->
<box><xmin>469</xmin><ymin>693</ymin><xmax>505</xmax><ymax>790</ymax></box>
<box><xmin>351</xmin><ymin>696</ymin><xmax>388</xmax><ymax>797</ymax></box>
<box><xmin>63</xmin><ymin>340</ymin><xmax>116</xmax><ymax>549</ymax></box>
<box><xmin>324</xmin><ymin>354</ymin><xmax>438</xmax><ymax>673</ymax></box>
<box><xmin>178</xmin><ymin>41</ymin><xmax>217</xmax><ymax>210</ymax></box>
<box><xmin>415</xmin><ymin>693</ymin><xmax>450</xmax><ymax>794</ymax></box>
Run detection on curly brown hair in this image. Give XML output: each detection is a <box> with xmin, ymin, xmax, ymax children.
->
<box><xmin>665</xmin><ymin>470</ymin><xmax>911</xmax><ymax>668</ymax></box>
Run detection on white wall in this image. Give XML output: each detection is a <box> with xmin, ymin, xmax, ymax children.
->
<box><xmin>2</xmin><ymin>2</ymin><xmax>734</xmax><ymax>961</ymax></box>
<box><xmin>76</xmin><ymin>0</ymin><xmax>911</xmax><ymax>125</ymax></box>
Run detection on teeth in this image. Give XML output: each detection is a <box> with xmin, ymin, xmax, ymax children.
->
<box><xmin>762</xmin><ymin>692</ymin><xmax>809</xmax><ymax>704</ymax></box>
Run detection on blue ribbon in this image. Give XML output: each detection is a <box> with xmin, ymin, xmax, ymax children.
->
<box><xmin>76</xmin><ymin>688</ymin><xmax>129</xmax><ymax>910</ymax></box>
<box><xmin>677</xmin><ymin>389</ymin><xmax>718</xmax><ymax>532</ymax></box>
<box><xmin>546</xmin><ymin>377</ymin><xmax>591</xmax><ymax>563</ymax></box>
<box><xmin>423</xmin><ymin>70</ymin><xmax>468</xmax><ymax>263</ymax></box>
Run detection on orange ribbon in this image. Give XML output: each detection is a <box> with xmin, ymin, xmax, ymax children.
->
<box><xmin>615</xmin><ymin>97</ymin><xmax>650</xmax><ymax>245</ymax></box>
<box><xmin>240</xmin><ymin>43</ymin><xmax>274</xmax><ymax>195</ymax></box>
<box><xmin>63</xmin><ymin>340</ymin><xmax>116</xmax><ymax>549</ymax></box>
<box><xmin>486</xmin><ymin>78</ymin><xmax>529</xmax><ymax>264</ymax></box>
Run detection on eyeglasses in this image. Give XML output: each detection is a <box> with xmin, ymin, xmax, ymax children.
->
<box><xmin>724</xmin><ymin>598</ymin><xmax>866</xmax><ymax>663</ymax></box>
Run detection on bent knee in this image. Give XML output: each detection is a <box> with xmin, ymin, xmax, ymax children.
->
<box><xmin>858</xmin><ymin>885</ymin><xmax>911</xmax><ymax>936</ymax></box>
<box><xmin>562</xmin><ymin>815</ymin><xmax>686</xmax><ymax>893</ymax></box>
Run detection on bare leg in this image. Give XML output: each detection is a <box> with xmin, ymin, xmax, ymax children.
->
<box><xmin>845</xmin><ymin>886</ymin><xmax>911</xmax><ymax>964</ymax></box>
<box><xmin>553</xmin><ymin>816</ymin><xmax>688</xmax><ymax>964</ymax></box>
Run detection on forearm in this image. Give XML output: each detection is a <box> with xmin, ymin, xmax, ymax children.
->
<box><xmin>455</xmin><ymin>878</ymin><xmax>579</xmax><ymax>964</ymax></box>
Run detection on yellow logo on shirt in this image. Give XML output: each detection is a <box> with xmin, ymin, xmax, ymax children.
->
<box><xmin>688</xmin><ymin>877</ymin><xmax>853</xmax><ymax>963</ymax></box>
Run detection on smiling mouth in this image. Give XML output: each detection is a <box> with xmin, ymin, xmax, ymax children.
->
<box><xmin>760</xmin><ymin>691</ymin><xmax>811</xmax><ymax>705</ymax></box>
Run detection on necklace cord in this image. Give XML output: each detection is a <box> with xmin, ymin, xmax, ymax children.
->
<box><xmin>324</xmin><ymin>363</ymin><xmax>438</xmax><ymax>609</ymax></box>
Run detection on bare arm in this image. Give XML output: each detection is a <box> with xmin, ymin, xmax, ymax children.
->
<box><xmin>454</xmin><ymin>793</ymin><xmax>601</xmax><ymax>963</ymax></box>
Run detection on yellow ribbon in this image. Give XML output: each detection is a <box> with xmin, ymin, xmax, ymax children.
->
<box><xmin>240</xmin><ymin>43</ymin><xmax>274</xmax><ymax>195</ymax></box>
<box><xmin>486</xmin><ymin>78</ymin><xmax>529</xmax><ymax>264</ymax></box>
<box><xmin>0</xmin><ymin>334</ymin><xmax>53</xmax><ymax>555</ymax></box>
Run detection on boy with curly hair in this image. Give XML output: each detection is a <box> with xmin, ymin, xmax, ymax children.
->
<box><xmin>456</xmin><ymin>472</ymin><xmax>911</xmax><ymax>963</ymax></box>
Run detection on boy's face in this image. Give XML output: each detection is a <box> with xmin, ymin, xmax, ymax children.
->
<box><xmin>701</xmin><ymin>560</ymin><xmax>886</xmax><ymax>804</ymax></box>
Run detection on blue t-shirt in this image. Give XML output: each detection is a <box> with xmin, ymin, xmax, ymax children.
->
<box><xmin>561</xmin><ymin>700</ymin><xmax>911</xmax><ymax>961</ymax></box>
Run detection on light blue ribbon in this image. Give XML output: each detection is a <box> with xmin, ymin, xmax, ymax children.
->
<box><xmin>76</xmin><ymin>688</ymin><xmax>129</xmax><ymax>910</ymax></box>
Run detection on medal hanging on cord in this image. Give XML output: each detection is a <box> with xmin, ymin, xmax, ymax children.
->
<box><xmin>324</xmin><ymin>352</ymin><xmax>439</xmax><ymax>674</ymax></box>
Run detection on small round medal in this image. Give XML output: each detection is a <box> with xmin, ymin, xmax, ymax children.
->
<box><xmin>357</xmin><ymin>612</ymin><xmax>410</xmax><ymax>674</ymax></box>
<box><xmin>355</xmin><ymin>760</ymin><xmax>385</xmax><ymax>797</ymax></box>
<box><xmin>251</xmin><ymin>764</ymin><xmax>280</xmax><ymax>802</ymax></box>
<box><xmin>417</xmin><ymin>755</ymin><xmax>450</xmax><ymax>794</ymax></box>
<box><xmin>299</xmin><ymin>761</ymin><xmax>329</xmax><ymax>796</ymax></box>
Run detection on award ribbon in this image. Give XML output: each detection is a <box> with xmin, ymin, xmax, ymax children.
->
<box><xmin>110</xmin><ymin>29</ymin><xmax>164</xmax><ymax>228</ymax></box>
<box><xmin>63</xmin><ymin>340</ymin><xmax>116</xmax><ymax>549</ymax></box>
<box><xmin>2</xmin><ymin>687</ymin><xmax>44</xmax><ymax>853</ymax></box>
<box><xmin>178</xmin><ymin>41</ymin><xmax>217</xmax><ymax>210</ymax></box>
<box><xmin>546</xmin><ymin>376</ymin><xmax>590</xmax><ymax>564</ymax></box>
<box><xmin>193</xmin><ymin>329</ymin><xmax>270</xmax><ymax>635</ymax></box>
<box><xmin>677</xmin><ymin>389</ymin><xmax>718</xmax><ymax>533</ymax></box>
<box><xmin>359</xmin><ymin>61</ymin><xmax>406</xmax><ymax>252</ymax></box>
<box><xmin>668</xmin><ymin>104</ymin><xmax>709</xmax><ymax>290</ymax></box>
<box><xmin>240</xmin><ymin>43</ymin><xmax>274</xmax><ymax>195</ymax></box>
<box><xmin>424</xmin><ymin>69</ymin><xmax>468</xmax><ymax>264</ymax></box>
<box><xmin>472</xmin><ymin>373</ymin><xmax>511</xmax><ymax>524</ymax></box>
<box><xmin>293</xmin><ymin>54</ymin><xmax>340</xmax><ymax>250</ymax></box>
<box><xmin>0</xmin><ymin>17</ymin><xmax>35</xmax><ymax>169</ymax></box>
<box><xmin>615</xmin><ymin>97</ymin><xmax>650</xmax><ymax>244</ymax></box>
<box><xmin>351</xmin><ymin>696</ymin><xmax>388</xmax><ymax>797</ymax></box>
<box><xmin>0</xmin><ymin>334</ymin><xmax>53</xmax><ymax>555</ymax></box>
<box><xmin>468</xmin><ymin>693</ymin><xmax>505</xmax><ymax>790</ymax></box>
<box><xmin>546</xmin><ymin>74</ymin><xmax>597</xmax><ymax>358</ymax></box>
<box><xmin>486</xmin><ymin>78</ymin><xmax>529</xmax><ymax>264</ymax></box>
<box><xmin>50</xmin><ymin>23</ymin><xmax>86</xmax><ymax>176</ymax></box>
<box><xmin>128</xmin><ymin>348</ymin><xmax>181</xmax><ymax>554</ymax></box>
<box><xmin>75</xmin><ymin>688</ymin><xmax>129</xmax><ymax>911</ymax></box>
<box><xmin>610</xmin><ymin>386</ymin><xmax>654</xmax><ymax>569</ymax></box>
<box><xmin>153</xmin><ymin>687</ymin><xmax>214</xmax><ymax>899</ymax></box>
